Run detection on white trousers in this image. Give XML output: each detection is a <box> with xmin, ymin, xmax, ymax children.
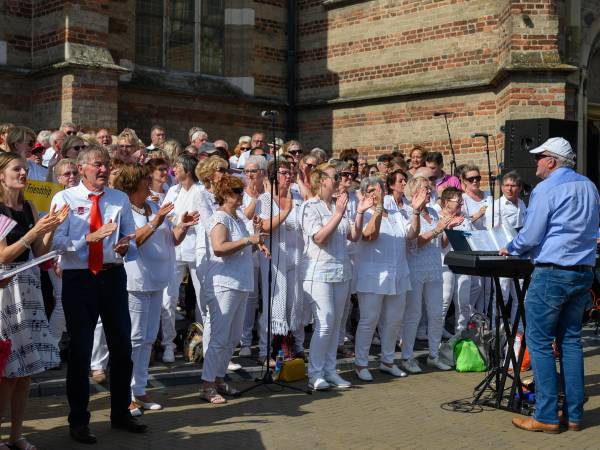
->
<box><xmin>90</xmin><ymin>319</ymin><xmax>109</xmax><ymax>371</ymax></box>
<box><xmin>201</xmin><ymin>286</ymin><xmax>248</xmax><ymax>382</ymax></box>
<box><xmin>441</xmin><ymin>268</ymin><xmax>472</xmax><ymax>333</ymax></box>
<box><xmin>129</xmin><ymin>290</ymin><xmax>162</xmax><ymax>396</ymax></box>
<box><xmin>355</xmin><ymin>292</ymin><xmax>407</xmax><ymax>367</ymax></box>
<box><xmin>303</xmin><ymin>280</ymin><xmax>350</xmax><ymax>379</ymax></box>
<box><xmin>402</xmin><ymin>279</ymin><xmax>443</xmax><ymax>360</ymax></box>
<box><xmin>470</xmin><ymin>276</ymin><xmax>491</xmax><ymax>314</ymax></box>
<box><xmin>240</xmin><ymin>266</ymin><xmax>260</xmax><ymax>348</ymax></box>
<box><xmin>337</xmin><ymin>293</ymin><xmax>353</xmax><ymax>346</ymax></box>
<box><xmin>162</xmin><ymin>261</ymin><xmax>201</xmax><ymax>351</ymax></box>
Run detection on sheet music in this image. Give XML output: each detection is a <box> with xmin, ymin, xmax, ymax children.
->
<box><xmin>463</xmin><ymin>224</ymin><xmax>517</xmax><ymax>251</ymax></box>
<box><xmin>0</xmin><ymin>250</ymin><xmax>60</xmax><ymax>280</ymax></box>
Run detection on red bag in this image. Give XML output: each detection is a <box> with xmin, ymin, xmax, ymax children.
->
<box><xmin>0</xmin><ymin>339</ymin><xmax>11</xmax><ymax>380</ymax></box>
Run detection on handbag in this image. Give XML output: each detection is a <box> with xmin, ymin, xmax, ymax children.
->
<box><xmin>277</xmin><ymin>358</ymin><xmax>306</xmax><ymax>382</ymax></box>
<box><xmin>183</xmin><ymin>322</ymin><xmax>203</xmax><ymax>363</ymax></box>
<box><xmin>0</xmin><ymin>339</ymin><xmax>11</xmax><ymax>379</ymax></box>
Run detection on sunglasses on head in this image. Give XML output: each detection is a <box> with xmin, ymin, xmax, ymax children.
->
<box><xmin>465</xmin><ymin>175</ymin><xmax>482</xmax><ymax>183</ymax></box>
<box><xmin>232</xmin><ymin>187</ymin><xmax>244</xmax><ymax>195</ymax></box>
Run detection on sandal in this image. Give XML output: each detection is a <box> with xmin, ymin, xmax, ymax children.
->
<box><xmin>7</xmin><ymin>437</ymin><xmax>37</xmax><ymax>450</ymax></box>
<box><xmin>200</xmin><ymin>387</ymin><xmax>227</xmax><ymax>404</ymax></box>
<box><xmin>215</xmin><ymin>382</ymin><xmax>240</xmax><ymax>397</ymax></box>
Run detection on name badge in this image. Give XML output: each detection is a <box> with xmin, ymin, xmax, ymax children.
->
<box><xmin>76</xmin><ymin>206</ymin><xmax>88</xmax><ymax>215</ymax></box>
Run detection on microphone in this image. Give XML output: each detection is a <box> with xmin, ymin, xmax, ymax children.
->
<box><xmin>261</xmin><ymin>110</ymin><xmax>279</xmax><ymax>118</ymax></box>
<box><xmin>471</xmin><ymin>132</ymin><xmax>491</xmax><ymax>139</ymax></box>
<box><xmin>433</xmin><ymin>111</ymin><xmax>452</xmax><ymax>117</ymax></box>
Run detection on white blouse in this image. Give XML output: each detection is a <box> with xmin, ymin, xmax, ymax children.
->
<box><xmin>163</xmin><ymin>183</ymin><xmax>203</xmax><ymax>262</ymax></box>
<box><xmin>407</xmin><ymin>206</ymin><xmax>443</xmax><ymax>283</ymax></box>
<box><xmin>125</xmin><ymin>202</ymin><xmax>176</xmax><ymax>292</ymax></box>
<box><xmin>205</xmin><ymin>211</ymin><xmax>254</xmax><ymax>292</ymax></box>
<box><xmin>353</xmin><ymin>209</ymin><xmax>411</xmax><ymax>295</ymax></box>
<box><xmin>299</xmin><ymin>198</ymin><xmax>351</xmax><ymax>282</ymax></box>
<box><xmin>462</xmin><ymin>192</ymin><xmax>491</xmax><ymax>231</ymax></box>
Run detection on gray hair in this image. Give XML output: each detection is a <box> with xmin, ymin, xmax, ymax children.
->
<box><xmin>553</xmin><ymin>154</ymin><xmax>576</xmax><ymax>169</ymax></box>
<box><xmin>245</xmin><ymin>155</ymin><xmax>267</xmax><ymax>171</ymax></box>
<box><xmin>76</xmin><ymin>144</ymin><xmax>110</xmax><ymax>165</ymax></box>
<box><xmin>191</xmin><ymin>130</ymin><xmax>208</xmax><ymax>141</ymax></box>
<box><xmin>60</xmin><ymin>121</ymin><xmax>77</xmax><ymax>130</ymax></box>
<box><xmin>310</xmin><ymin>147</ymin><xmax>328</xmax><ymax>163</ymax></box>
<box><xmin>405</xmin><ymin>175</ymin><xmax>429</xmax><ymax>199</ymax></box>
<box><xmin>49</xmin><ymin>130</ymin><xmax>64</xmax><ymax>147</ymax></box>
<box><xmin>459</xmin><ymin>164</ymin><xmax>480</xmax><ymax>179</ymax></box>
<box><xmin>37</xmin><ymin>130</ymin><xmax>52</xmax><ymax>146</ymax></box>
<box><xmin>359</xmin><ymin>176</ymin><xmax>385</xmax><ymax>195</ymax></box>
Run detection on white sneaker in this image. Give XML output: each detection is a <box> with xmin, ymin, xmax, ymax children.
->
<box><xmin>379</xmin><ymin>363</ymin><xmax>407</xmax><ymax>378</ymax></box>
<box><xmin>401</xmin><ymin>358</ymin><xmax>422</xmax><ymax>374</ymax></box>
<box><xmin>325</xmin><ymin>373</ymin><xmax>351</xmax><ymax>389</ymax></box>
<box><xmin>355</xmin><ymin>367</ymin><xmax>373</xmax><ymax>381</ymax></box>
<box><xmin>308</xmin><ymin>377</ymin><xmax>330</xmax><ymax>391</ymax></box>
<box><xmin>133</xmin><ymin>397</ymin><xmax>163</xmax><ymax>411</ymax></box>
<box><xmin>227</xmin><ymin>361</ymin><xmax>242</xmax><ymax>371</ymax></box>
<box><xmin>427</xmin><ymin>356</ymin><xmax>452</xmax><ymax>371</ymax></box>
<box><xmin>162</xmin><ymin>347</ymin><xmax>175</xmax><ymax>363</ymax></box>
<box><xmin>239</xmin><ymin>346</ymin><xmax>252</xmax><ymax>357</ymax></box>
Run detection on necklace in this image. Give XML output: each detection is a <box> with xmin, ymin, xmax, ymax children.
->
<box><xmin>130</xmin><ymin>202</ymin><xmax>147</xmax><ymax>216</ymax></box>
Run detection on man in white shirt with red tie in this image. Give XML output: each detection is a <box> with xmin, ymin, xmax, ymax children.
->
<box><xmin>51</xmin><ymin>145</ymin><xmax>147</xmax><ymax>444</ymax></box>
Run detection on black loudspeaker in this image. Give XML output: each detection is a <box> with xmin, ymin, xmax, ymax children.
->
<box><xmin>503</xmin><ymin>118</ymin><xmax>578</xmax><ymax>196</ymax></box>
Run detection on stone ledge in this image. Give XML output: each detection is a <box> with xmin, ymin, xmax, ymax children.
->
<box><xmin>322</xmin><ymin>0</ymin><xmax>371</xmax><ymax>10</ymax></box>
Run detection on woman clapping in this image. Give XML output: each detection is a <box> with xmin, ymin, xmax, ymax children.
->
<box><xmin>201</xmin><ymin>175</ymin><xmax>268</xmax><ymax>404</ymax></box>
<box><xmin>353</xmin><ymin>177</ymin><xmax>427</xmax><ymax>381</ymax></box>
<box><xmin>113</xmin><ymin>164</ymin><xmax>198</xmax><ymax>416</ymax></box>
<box><xmin>299</xmin><ymin>164</ymin><xmax>366</xmax><ymax>391</ymax></box>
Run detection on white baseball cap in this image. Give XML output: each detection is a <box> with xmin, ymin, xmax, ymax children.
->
<box><xmin>529</xmin><ymin>137</ymin><xmax>575</xmax><ymax>160</ymax></box>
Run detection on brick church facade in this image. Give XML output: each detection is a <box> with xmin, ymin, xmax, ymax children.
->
<box><xmin>1</xmin><ymin>0</ymin><xmax>599</xmax><ymax>183</ymax></box>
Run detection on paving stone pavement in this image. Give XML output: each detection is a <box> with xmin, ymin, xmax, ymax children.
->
<box><xmin>10</xmin><ymin>327</ymin><xmax>600</xmax><ymax>450</ymax></box>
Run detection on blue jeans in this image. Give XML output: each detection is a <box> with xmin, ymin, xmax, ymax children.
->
<box><xmin>525</xmin><ymin>267</ymin><xmax>593</xmax><ymax>425</ymax></box>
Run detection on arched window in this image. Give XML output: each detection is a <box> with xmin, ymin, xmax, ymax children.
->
<box><xmin>135</xmin><ymin>0</ymin><xmax>224</xmax><ymax>75</ymax></box>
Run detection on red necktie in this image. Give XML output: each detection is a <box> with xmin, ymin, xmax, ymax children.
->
<box><xmin>88</xmin><ymin>192</ymin><xmax>104</xmax><ymax>275</ymax></box>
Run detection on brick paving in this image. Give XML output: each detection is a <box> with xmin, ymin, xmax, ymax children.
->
<box><xmin>9</xmin><ymin>326</ymin><xmax>600</xmax><ymax>450</ymax></box>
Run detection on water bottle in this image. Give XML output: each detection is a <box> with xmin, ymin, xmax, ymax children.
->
<box><xmin>274</xmin><ymin>350</ymin><xmax>284</xmax><ymax>377</ymax></box>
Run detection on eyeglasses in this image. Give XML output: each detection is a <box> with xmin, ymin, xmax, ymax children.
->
<box><xmin>232</xmin><ymin>187</ymin><xmax>244</xmax><ymax>195</ymax></box>
<box><xmin>278</xmin><ymin>170</ymin><xmax>292</xmax><ymax>177</ymax></box>
<box><xmin>340</xmin><ymin>172</ymin><xmax>355</xmax><ymax>179</ymax></box>
<box><xmin>65</xmin><ymin>130</ymin><xmax>77</xmax><ymax>136</ymax></box>
<box><xmin>72</xmin><ymin>145</ymin><xmax>86</xmax><ymax>151</ymax></box>
<box><xmin>241</xmin><ymin>147</ymin><xmax>251</xmax><ymax>151</ymax></box>
<box><xmin>215</xmin><ymin>147</ymin><xmax>227</xmax><ymax>152</ymax></box>
<box><xmin>216</xmin><ymin>167</ymin><xmax>228</xmax><ymax>173</ymax></box>
<box><xmin>58</xmin><ymin>170</ymin><xmax>78</xmax><ymax>177</ymax></box>
<box><xmin>534</xmin><ymin>153</ymin><xmax>553</xmax><ymax>162</ymax></box>
<box><xmin>289</xmin><ymin>149</ymin><xmax>302</xmax><ymax>155</ymax></box>
<box><xmin>465</xmin><ymin>175</ymin><xmax>482</xmax><ymax>183</ymax></box>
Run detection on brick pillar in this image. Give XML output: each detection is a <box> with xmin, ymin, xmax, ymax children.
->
<box><xmin>30</xmin><ymin>1</ymin><xmax>127</xmax><ymax>132</ymax></box>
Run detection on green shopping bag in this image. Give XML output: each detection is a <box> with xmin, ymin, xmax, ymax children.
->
<box><xmin>453</xmin><ymin>339</ymin><xmax>486</xmax><ymax>372</ymax></box>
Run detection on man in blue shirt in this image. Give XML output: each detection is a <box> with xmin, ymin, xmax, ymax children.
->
<box><xmin>500</xmin><ymin>137</ymin><xmax>599</xmax><ymax>433</ymax></box>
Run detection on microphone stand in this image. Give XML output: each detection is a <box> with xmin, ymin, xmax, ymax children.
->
<box><xmin>436</xmin><ymin>112</ymin><xmax>458</xmax><ymax>176</ymax></box>
<box><xmin>238</xmin><ymin>111</ymin><xmax>310</xmax><ymax>397</ymax></box>
<box><xmin>482</xmin><ymin>135</ymin><xmax>496</xmax><ymax>228</ymax></box>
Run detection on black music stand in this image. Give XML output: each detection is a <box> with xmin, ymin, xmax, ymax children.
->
<box><xmin>444</xmin><ymin>234</ymin><xmax>534</xmax><ymax>414</ymax></box>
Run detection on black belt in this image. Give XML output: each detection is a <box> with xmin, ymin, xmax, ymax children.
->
<box><xmin>101</xmin><ymin>263</ymin><xmax>123</xmax><ymax>271</ymax></box>
<box><xmin>535</xmin><ymin>263</ymin><xmax>593</xmax><ymax>273</ymax></box>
